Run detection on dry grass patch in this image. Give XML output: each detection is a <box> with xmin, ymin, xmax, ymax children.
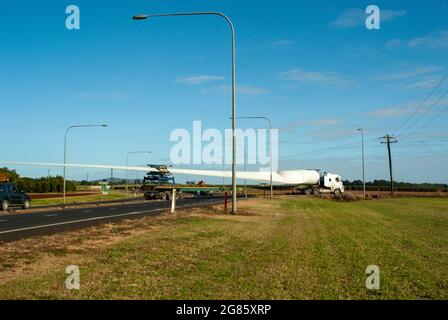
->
<box><xmin>0</xmin><ymin>197</ymin><xmax>446</xmax><ymax>299</ymax></box>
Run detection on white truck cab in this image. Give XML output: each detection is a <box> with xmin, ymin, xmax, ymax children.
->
<box><xmin>322</xmin><ymin>172</ymin><xmax>344</xmax><ymax>195</ymax></box>
<box><xmin>298</xmin><ymin>171</ymin><xmax>345</xmax><ymax>196</ymax></box>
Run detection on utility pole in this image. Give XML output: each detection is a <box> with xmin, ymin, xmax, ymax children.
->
<box><xmin>381</xmin><ymin>135</ymin><xmax>398</xmax><ymax>195</ymax></box>
<box><xmin>244</xmin><ymin>143</ymin><xmax>247</xmax><ymax>199</ymax></box>
<box><xmin>222</xmin><ymin>163</ymin><xmax>225</xmax><ymax>189</ymax></box>
<box><xmin>357</xmin><ymin>128</ymin><xmax>366</xmax><ymax>198</ymax></box>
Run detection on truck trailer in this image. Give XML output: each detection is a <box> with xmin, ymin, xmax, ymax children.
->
<box><xmin>140</xmin><ymin>165</ymin><xmax>222</xmax><ymax>200</ymax></box>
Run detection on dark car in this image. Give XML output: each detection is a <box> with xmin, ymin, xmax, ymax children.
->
<box><xmin>0</xmin><ymin>183</ymin><xmax>31</xmax><ymax>211</ymax></box>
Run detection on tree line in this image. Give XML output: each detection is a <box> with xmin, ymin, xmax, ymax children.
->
<box><xmin>343</xmin><ymin>180</ymin><xmax>448</xmax><ymax>192</ymax></box>
<box><xmin>0</xmin><ymin>168</ymin><xmax>76</xmax><ymax>193</ymax></box>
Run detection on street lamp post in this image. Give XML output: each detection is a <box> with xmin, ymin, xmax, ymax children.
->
<box><xmin>235</xmin><ymin>116</ymin><xmax>273</xmax><ymax>199</ymax></box>
<box><xmin>132</xmin><ymin>12</ymin><xmax>238</xmax><ymax>214</ymax></box>
<box><xmin>357</xmin><ymin>128</ymin><xmax>366</xmax><ymax>198</ymax></box>
<box><xmin>126</xmin><ymin>151</ymin><xmax>151</xmax><ymax>196</ymax></box>
<box><xmin>63</xmin><ymin>124</ymin><xmax>108</xmax><ymax>204</ymax></box>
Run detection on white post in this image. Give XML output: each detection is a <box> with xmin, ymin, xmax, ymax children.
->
<box><xmin>171</xmin><ymin>189</ymin><xmax>177</xmax><ymax>213</ymax></box>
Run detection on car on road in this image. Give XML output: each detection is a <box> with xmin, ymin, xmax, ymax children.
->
<box><xmin>0</xmin><ymin>183</ymin><xmax>31</xmax><ymax>211</ymax></box>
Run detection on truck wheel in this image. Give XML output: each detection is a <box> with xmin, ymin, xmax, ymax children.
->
<box><xmin>313</xmin><ymin>188</ymin><xmax>321</xmax><ymax>196</ymax></box>
<box><xmin>1</xmin><ymin>200</ymin><xmax>9</xmax><ymax>211</ymax></box>
<box><xmin>22</xmin><ymin>199</ymin><xmax>30</xmax><ymax>210</ymax></box>
<box><xmin>334</xmin><ymin>189</ymin><xmax>342</xmax><ymax>197</ymax></box>
<box><xmin>304</xmin><ymin>188</ymin><xmax>312</xmax><ymax>196</ymax></box>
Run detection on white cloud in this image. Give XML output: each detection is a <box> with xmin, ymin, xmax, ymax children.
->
<box><xmin>309</xmin><ymin>119</ymin><xmax>343</xmax><ymax>126</ymax></box>
<box><xmin>201</xmin><ymin>85</ymin><xmax>269</xmax><ymax>95</ymax></box>
<box><xmin>175</xmin><ymin>75</ymin><xmax>224</xmax><ymax>85</ymax></box>
<box><xmin>272</xmin><ymin>40</ymin><xmax>294</xmax><ymax>47</ymax></box>
<box><xmin>387</xmin><ymin>30</ymin><xmax>448</xmax><ymax>49</ymax></box>
<box><xmin>369</xmin><ymin>106</ymin><xmax>413</xmax><ymax>119</ymax></box>
<box><xmin>306</xmin><ymin>128</ymin><xmax>357</xmax><ymax>140</ymax></box>
<box><xmin>368</xmin><ymin>98</ymin><xmax>448</xmax><ymax>119</ymax></box>
<box><xmin>373</xmin><ymin>66</ymin><xmax>444</xmax><ymax>81</ymax></box>
<box><xmin>76</xmin><ymin>92</ymin><xmax>124</xmax><ymax>100</ymax></box>
<box><xmin>385</xmin><ymin>39</ymin><xmax>403</xmax><ymax>48</ymax></box>
<box><xmin>398</xmin><ymin>76</ymin><xmax>445</xmax><ymax>89</ymax></box>
<box><xmin>281</xmin><ymin>118</ymin><xmax>344</xmax><ymax>134</ymax></box>
<box><xmin>373</xmin><ymin>66</ymin><xmax>446</xmax><ymax>90</ymax></box>
<box><xmin>333</xmin><ymin>8</ymin><xmax>364</xmax><ymax>28</ymax></box>
<box><xmin>287</xmin><ymin>118</ymin><xmax>343</xmax><ymax>128</ymax></box>
<box><xmin>381</xmin><ymin>9</ymin><xmax>408</xmax><ymax>21</ymax></box>
<box><xmin>333</xmin><ymin>8</ymin><xmax>406</xmax><ymax>28</ymax></box>
<box><xmin>279</xmin><ymin>68</ymin><xmax>356</xmax><ymax>87</ymax></box>
<box><xmin>408</xmin><ymin>30</ymin><xmax>448</xmax><ymax>49</ymax></box>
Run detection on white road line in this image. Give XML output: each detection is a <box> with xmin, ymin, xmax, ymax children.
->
<box><xmin>44</xmin><ymin>214</ymin><xmax>58</xmax><ymax>217</ymax></box>
<box><xmin>0</xmin><ymin>220</ymin><xmax>7</xmax><ymax>223</ymax></box>
<box><xmin>81</xmin><ymin>210</ymin><xmax>92</xmax><ymax>213</ymax></box>
<box><xmin>0</xmin><ymin>201</ymin><xmax>222</xmax><ymax>235</ymax></box>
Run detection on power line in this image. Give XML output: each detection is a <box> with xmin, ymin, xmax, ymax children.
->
<box><xmin>280</xmin><ymin>137</ymin><xmax>381</xmax><ymax>159</ymax></box>
<box><xmin>398</xmin><ymin>86</ymin><xmax>448</xmax><ymax>139</ymax></box>
<box><xmin>398</xmin><ymin>88</ymin><xmax>448</xmax><ymax>141</ymax></box>
<box><xmin>395</xmin><ymin>72</ymin><xmax>448</xmax><ymax>135</ymax></box>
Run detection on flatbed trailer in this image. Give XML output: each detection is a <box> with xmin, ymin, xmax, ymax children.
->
<box><xmin>140</xmin><ymin>165</ymin><xmax>223</xmax><ymax>200</ymax></box>
<box><xmin>142</xmin><ymin>185</ymin><xmax>223</xmax><ymax>200</ymax></box>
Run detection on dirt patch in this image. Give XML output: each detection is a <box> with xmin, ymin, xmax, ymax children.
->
<box><xmin>29</xmin><ymin>193</ymin><xmax>97</xmax><ymax>199</ymax></box>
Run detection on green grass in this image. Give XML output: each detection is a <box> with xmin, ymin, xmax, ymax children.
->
<box><xmin>0</xmin><ymin>197</ymin><xmax>447</xmax><ymax>299</ymax></box>
<box><xmin>31</xmin><ymin>193</ymin><xmax>131</xmax><ymax>207</ymax></box>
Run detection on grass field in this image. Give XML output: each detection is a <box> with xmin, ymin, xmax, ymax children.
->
<box><xmin>31</xmin><ymin>193</ymin><xmax>130</xmax><ymax>207</ymax></box>
<box><xmin>0</xmin><ymin>197</ymin><xmax>447</xmax><ymax>299</ymax></box>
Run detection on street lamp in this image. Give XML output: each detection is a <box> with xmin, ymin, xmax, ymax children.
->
<box><xmin>132</xmin><ymin>12</ymin><xmax>237</xmax><ymax>214</ymax></box>
<box><xmin>126</xmin><ymin>151</ymin><xmax>151</xmax><ymax>196</ymax></box>
<box><xmin>64</xmin><ymin>124</ymin><xmax>108</xmax><ymax>204</ymax></box>
<box><xmin>234</xmin><ymin>116</ymin><xmax>274</xmax><ymax>199</ymax></box>
<box><xmin>357</xmin><ymin>128</ymin><xmax>366</xmax><ymax>199</ymax></box>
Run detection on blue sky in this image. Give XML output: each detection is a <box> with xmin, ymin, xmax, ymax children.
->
<box><xmin>1</xmin><ymin>0</ymin><xmax>447</xmax><ymax>183</ymax></box>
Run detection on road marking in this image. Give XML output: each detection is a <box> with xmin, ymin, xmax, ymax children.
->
<box><xmin>0</xmin><ymin>220</ymin><xmax>7</xmax><ymax>223</ymax></box>
<box><xmin>44</xmin><ymin>214</ymin><xmax>58</xmax><ymax>217</ymax></box>
<box><xmin>82</xmin><ymin>210</ymin><xmax>92</xmax><ymax>213</ymax></box>
<box><xmin>0</xmin><ymin>201</ymin><xmax>223</xmax><ymax>235</ymax></box>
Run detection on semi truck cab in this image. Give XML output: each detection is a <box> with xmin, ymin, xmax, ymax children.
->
<box><xmin>297</xmin><ymin>171</ymin><xmax>344</xmax><ymax>196</ymax></box>
<box><xmin>321</xmin><ymin>172</ymin><xmax>344</xmax><ymax>195</ymax></box>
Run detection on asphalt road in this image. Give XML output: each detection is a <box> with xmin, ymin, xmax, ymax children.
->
<box><xmin>0</xmin><ymin>196</ymin><xmax>229</xmax><ymax>243</ymax></box>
